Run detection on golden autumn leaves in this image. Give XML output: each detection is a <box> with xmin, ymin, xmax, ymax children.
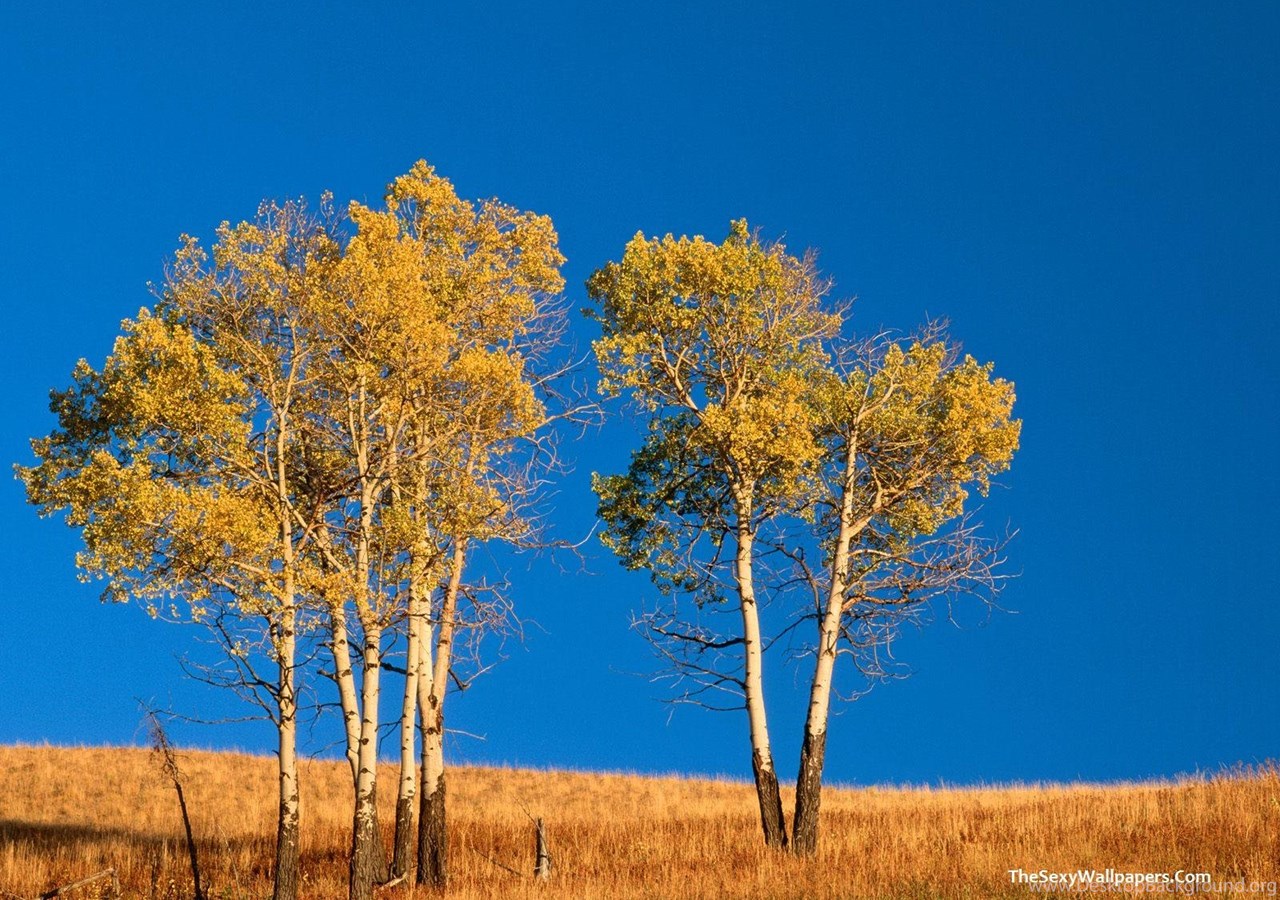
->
<box><xmin>587</xmin><ymin>218</ymin><xmax>1020</xmax><ymax>852</ymax></box>
<box><xmin>589</xmin><ymin>218</ymin><xmax>1019</xmax><ymax>580</ymax></box>
<box><xmin>18</xmin><ymin>160</ymin><xmax>1019</xmax><ymax>882</ymax></box>
<box><xmin>22</xmin><ymin>163</ymin><xmax>562</xmax><ymax>616</ymax></box>
<box><xmin>18</xmin><ymin>162</ymin><xmax>571</xmax><ymax>900</ymax></box>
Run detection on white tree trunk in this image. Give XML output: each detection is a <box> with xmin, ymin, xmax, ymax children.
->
<box><xmin>391</xmin><ymin>577</ymin><xmax>424</xmax><ymax>877</ymax></box>
<box><xmin>347</xmin><ymin>382</ymin><xmax>388</xmax><ymax>900</ymax></box>
<box><xmin>274</xmin><ymin>600</ymin><xmax>301</xmax><ymax>900</ymax></box>
<box><xmin>416</xmin><ymin>539</ymin><xmax>466</xmax><ymax>887</ymax></box>
<box><xmin>348</xmin><ymin>620</ymin><xmax>384</xmax><ymax>900</ymax></box>
<box><xmin>732</xmin><ymin>487</ymin><xmax>787</xmax><ymax>849</ymax></box>
<box><xmin>792</xmin><ymin>436</ymin><xmax>860</xmax><ymax>854</ymax></box>
<box><xmin>273</xmin><ymin>416</ymin><xmax>300</xmax><ymax>900</ymax></box>
<box><xmin>328</xmin><ymin>601</ymin><xmax>361</xmax><ymax>783</ymax></box>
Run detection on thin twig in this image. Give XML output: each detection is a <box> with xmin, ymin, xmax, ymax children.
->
<box><xmin>468</xmin><ymin>847</ymin><xmax>525</xmax><ymax>878</ymax></box>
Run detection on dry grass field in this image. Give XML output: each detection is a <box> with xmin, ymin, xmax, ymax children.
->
<box><xmin>0</xmin><ymin>745</ymin><xmax>1275</xmax><ymax>899</ymax></box>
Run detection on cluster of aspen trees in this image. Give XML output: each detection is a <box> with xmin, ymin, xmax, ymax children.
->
<box><xmin>20</xmin><ymin>162</ymin><xmax>1018</xmax><ymax>899</ymax></box>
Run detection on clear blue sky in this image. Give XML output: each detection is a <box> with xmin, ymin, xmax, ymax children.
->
<box><xmin>2</xmin><ymin>2</ymin><xmax>1277</xmax><ymax>786</ymax></box>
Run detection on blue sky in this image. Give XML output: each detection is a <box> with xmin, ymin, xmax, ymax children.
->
<box><xmin>2</xmin><ymin>2</ymin><xmax>1277</xmax><ymax>786</ymax></box>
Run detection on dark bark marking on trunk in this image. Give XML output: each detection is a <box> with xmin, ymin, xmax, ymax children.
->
<box><xmin>273</xmin><ymin>808</ymin><xmax>300</xmax><ymax>900</ymax></box>
<box><xmin>391</xmin><ymin>795</ymin><xmax>414</xmax><ymax>879</ymax></box>
<box><xmin>416</xmin><ymin>775</ymin><xmax>448</xmax><ymax>887</ymax></box>
<box><xmin>791</xmin><ymin>728</ymin><xmax>828</xmax><ymax>856</ymax></box>
<box><xmin>751</xmin><ymin>749</ymin><xmax>789</xmax><ymax>849</ymax></box>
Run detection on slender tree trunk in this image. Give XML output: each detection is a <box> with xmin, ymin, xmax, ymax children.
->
<box><xmin>792</xmin><ymin>436</ymin><xmax>861</xmax><ymax>856</ymax></box>
<box><xmin>416</xmin><ymin>631</ymin><xmax>447</xmax><ymax>888</ymax></box>
<box><xmin>349</xmin><ymin>622</ymin><xmax>385</xmax><ymax>900</ymax></box>
<box><xmin>416</xmin><ymin>539</ymin><xmax>466</xmax><ymax>887</ymax></box>
<box><xmin>792</xmin><ymin>728</ymin><xmax>828</xmax><ymax>854</ymax></box>
<box><xmin>391</xmin><ymin>789</ymin><xmax>416</xmax><ymax>881</ymax></box>
<box><xmin>328</xmin><ymin>599</ymin><xmax>361</xmax><ymax>784</ymax></box>
<box><xmin>732</xmin><ymin>489</ymin><xmax>788</xmax><ymax>849</ymax></box>
<box><xmin>391</xmin><ymin>579</ymin><xmax>425</xmax><ymax>877</ymax></box>
<box><xmin>273</xmin><ymin>423</ymin><xmax>301</xmax><ymax>900</ymax></box>
<box><xmin>321</xmin><ymin>568</ymin><xmax>389</xmax><ymax>890</ymax></box>
<box><xmin>274</xmin><ymin>603</ymin><xmax>301</xmax><ymax>900</ymax></box>
<box><xmin>349</xmin><ymin>794</ymin><xmax>381</xmax><ymax>900</ymax></box>
<box><xmin>417</xmin><ymin>762</ymin><xmax>447</xmax><ymax>888</ymax></box>
<box><xmin>348</xmin><ymin>582</ymin><xmax>389</xmax><ymax>894</ymax></box>
<box><xmin>349</xmin><ymin>392</ymin><xmax>389</xmax><ymax>900</ymax></box>
<box><xmin>327</xmin><ymin>600</ymin><xmax>391</xmax><ymax>896</ymax></box>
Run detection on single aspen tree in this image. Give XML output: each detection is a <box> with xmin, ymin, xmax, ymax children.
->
<box><xmin>789</xmin><ymin>331</ymin><xmax>1020</xmax><ymax>855</ymax></box>
<box><xmin>588</xmin><ymin>221</ymin><xmax>839</xmax><ymax>848</ymax></box>
<box><xmin>18</xmin><ymin>198</ymin><xmax>338</xmax><ymax>900</ymax></box>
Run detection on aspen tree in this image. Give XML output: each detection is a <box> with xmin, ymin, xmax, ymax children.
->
<box><xmin>789</xmin><ymin>331</ymin><xmax>1020</xmax><ymax>854</ymax></box>
<box><xmin>589</xmin><ymin>221</ymin><xmax>838</xmax><ymax>848</ymax></box>
<box><xmin>379</xmin><ymin>164</ymin><xmax>564</xmax><ymax>888</ymax></box>
<box><xmin>18</xmin><ymin>199</ymin><xmax>337</xmax><ymax>900</ymax></box>
<box><xmin>591</xmin><ymin>222</ymin><xmax>1020</xmax><ymax>856</ymax></box>
<box><xmin>20</xmin><ymin>165</ymin><xmax>570</xmax><ymax>899</ymax></box>
<box><xmin>314</xmin><ymin>163</ymin><xmax>564</xmax><ymax>893</ymax></box>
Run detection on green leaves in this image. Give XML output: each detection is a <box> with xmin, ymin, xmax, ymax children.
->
<box><xmin>593</xmin><ymin>414</ymin><xmax>731</xmax><ymax>601</ymax></box>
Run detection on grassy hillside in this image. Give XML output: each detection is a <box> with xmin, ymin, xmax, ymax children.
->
<box><xmin>0</xmin><ymin>745</ymin><xmax>1275</xmax><ymax>899</ymax></box>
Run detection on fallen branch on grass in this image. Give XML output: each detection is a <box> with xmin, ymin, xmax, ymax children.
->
<box><xmin>37</xmin><ymin>868</ymin><xmax>120</xmax><ymax>899</ymax></box>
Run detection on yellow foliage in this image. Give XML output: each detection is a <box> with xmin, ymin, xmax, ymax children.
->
<box><xmin>850</xmin><ymin>340</ymin><xmax>1020</xmax><ymax>537</ymax></box>
<box><xmin>18</xmin><ymin>161</ymin><xmax>566</xmax><ymax>628</ymax></box>
<box><xmin>590</xmin><ymin>220</ymin><xmax>838</xmax><ymax>506</ymax></box>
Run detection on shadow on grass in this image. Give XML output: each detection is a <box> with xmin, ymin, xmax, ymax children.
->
<box><xmin>0</xmin><ymin>818</ymin><xmax>265</xmax><ymax>855</ymax></box>
<box><xmin>0</xmin><ymin>818</ymin><xmax>360</xmax><ymax>897</ymax></box>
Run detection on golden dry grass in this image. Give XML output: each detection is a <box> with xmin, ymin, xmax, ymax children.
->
<box><xmin>0</xmin><ymin>745</ymin><xmax>1275</xmax><ymax>899</ymax></box>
